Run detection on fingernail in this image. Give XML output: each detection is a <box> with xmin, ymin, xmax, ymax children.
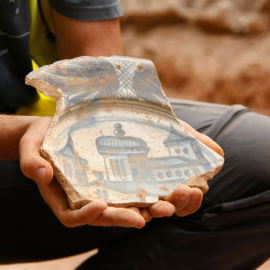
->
<box><xmin>37</xmin><ymin>167</ymin><xmax>46</xmax><ymax>182</ymax></box>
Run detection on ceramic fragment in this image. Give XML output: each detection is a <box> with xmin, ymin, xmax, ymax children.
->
<box><xmin>26</xmin><ymin>56</ymin><xmax>224</xmax><ymax>209</ymax></box>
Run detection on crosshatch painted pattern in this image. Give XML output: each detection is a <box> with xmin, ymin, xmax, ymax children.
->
<box><xmin>26</xmin><ymin>56</ymin><xmax>224</xmax><ymax>208</ymax></box>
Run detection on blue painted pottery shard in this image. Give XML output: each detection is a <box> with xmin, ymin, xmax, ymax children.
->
<box><xmin>25</xmin><ymin>56</ymin><xmax>224</xmax><ymax>209</ymax></box>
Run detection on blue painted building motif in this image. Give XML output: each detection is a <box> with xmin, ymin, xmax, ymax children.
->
<box><xmin>27</xmin><ymin>56</ymin><xmax>223</xmax><ymax>203</ymax></box>
<box><xmin>55</xmin><ymin>135</ymin><xmax>88</xmax><ymax>186</ymax></box>
<box><xmin>95</xmin><ymin>123</ymin><xmax>212</xmax><ymax>187</ymax></box>
<box><xmin>54</xmin><ymin>120</ymin><xmax>216</xmax><ymax>202</ymax></box>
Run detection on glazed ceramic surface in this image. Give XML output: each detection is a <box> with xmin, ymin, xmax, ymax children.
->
<box><xmin>26</xmin><ymin>56</ymin><xmax>224</xmax><ymax>208</ymax></box>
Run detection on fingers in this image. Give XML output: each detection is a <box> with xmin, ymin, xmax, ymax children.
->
<box><xmin>20</xmin><ymin>117</ymin><xmax>53</xmax><ymax>184</ymax></box>
<box><xmin>58</xmin><ymin>201</ymin><xmax>107</xmax><ymax>227</ymax></box>
<box><xmin>128</xmin><ymin>207</ymin><xmax>153</xmax><ymax>223</ymax></box>
<box><xmin>175</xmin><ymin>188</ymin><xmax>203</xmax><ymax>217</ymax></box>
<box><xmin>145</xmin><ymin>185</ymin><xmax>202</xmax><ymax>219</ymax></box>
<box><xmin>148</xmin><ymin>201</ymin><xmax>175</xmax><ymax>218</ymax></box>
<box><xmin>92</xmin><ymin>207</ymin><xmax>145</xmax><ymax>228</ymax></box>
<box><xmin>165</xmin><ymin>185</ymin><xmax>203</xmax><ymax>217</ymax></box>
<box><xmin>60</xmin><ymin>204</ymin><xmax>145</xmax><ymax>228</ymax></box>
<box><xmin>178</xmin><ymin>119</ymin><xmax>224</xmax><ymax>157</ymax></box>
<box><xmin>165</xmin><ymin>185</ymin><xmax>191</xmax><ymax>213</ymax></box>
<box><xmin>139</xmin><ymin>208</ymin><xmax>153</xmax><ymax>222</ymax></box>
<box><xmin>38</xmin><ymin>178</ymin><xmax>145</xmax><ymax>228</ymax></box>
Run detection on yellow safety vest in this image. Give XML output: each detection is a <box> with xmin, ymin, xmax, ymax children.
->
<box><xmin>16</xmin><ymin>0</ymin><xmax>57</xmax><ymax>116</ymax></box>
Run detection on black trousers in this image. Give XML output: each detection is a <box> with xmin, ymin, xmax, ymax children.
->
<box><xmin>1</xmin><ymin>99</ymin><xmax>270</xmax><ymax>270</ymax></box>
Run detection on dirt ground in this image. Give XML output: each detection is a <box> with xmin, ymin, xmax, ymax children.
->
<box><xmin>121</xmin><ymin>0</ymin><xmax>270</xmax><ymax>116</ymax></box>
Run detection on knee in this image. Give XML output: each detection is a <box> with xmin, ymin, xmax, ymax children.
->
<box><xmin>211</xmin><ymin>111</ymin><xmax>270</xmax><ymax>197</ymax></box>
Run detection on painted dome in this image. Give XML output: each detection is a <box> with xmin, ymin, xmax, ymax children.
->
<box><xmin>96</xmin><ymin>123</ymin><xmax>150</xmax><ymax>155</ymax></box>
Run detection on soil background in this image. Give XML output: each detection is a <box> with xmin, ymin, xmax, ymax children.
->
<box><xmin>120</xmin><ymin>0</ymin><xmax>270</xmax><ymax>116</ymax></box>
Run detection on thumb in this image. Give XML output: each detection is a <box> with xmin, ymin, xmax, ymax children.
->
<box><xmin>19</xmin><ymin>117</ymin><xmax>53</xmax><ymax>184</ymax></box>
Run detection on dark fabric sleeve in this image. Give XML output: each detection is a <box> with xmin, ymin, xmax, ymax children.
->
<box><xmin>48</xmin><ymin>0</ymin><xmax>122</xmax><ymax>21</ymax></box>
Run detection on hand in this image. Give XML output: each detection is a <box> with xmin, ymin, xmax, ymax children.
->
<box><xmin>19</xmin><ymin>116</ymin><xmax>145</xmax><ymax>228</ymax></box>
<box><xmin>19</xmin><ymin>116</ymin><xmax>223</xmax><ymax>227</ymax></box>
<box><xmin>38</xmin><ymin>178</ymin><xmax>145</xmax><ymax>228</ymax></box>
<box><xmin>137</xmin><ymin>185</ymin><xmax>203</xmax><ymax>222</ymax></box>
<box><xmin>138</xmin><ymin>119</ymin><xmax>224</xmax><ymax>222</ymax></box>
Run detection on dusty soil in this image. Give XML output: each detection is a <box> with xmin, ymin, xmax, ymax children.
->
<box><xmin>121</xmin><ymin>0</ymin><xmax>270</xmax><ymax>116</ymax></box>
